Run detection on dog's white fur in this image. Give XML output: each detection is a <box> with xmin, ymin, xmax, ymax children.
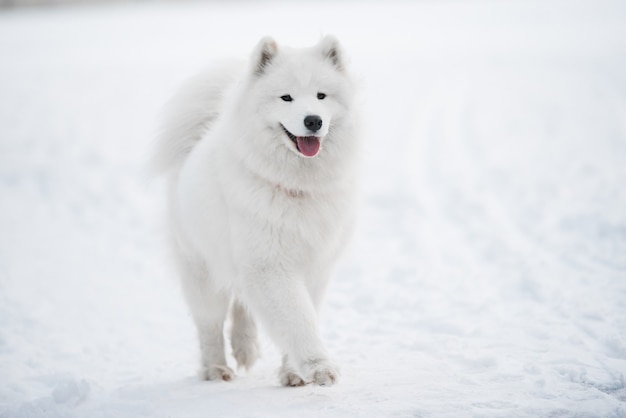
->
<box><xmin>153</xmin><ymin>36</ymin><xmax>358</xmax><ymax>386</ymax></box>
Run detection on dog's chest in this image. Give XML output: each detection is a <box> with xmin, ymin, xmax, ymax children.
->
<box><xmin>230</xmin><ymin>180</ymin><xmax>350</xmax><ymax>259</ymax></box>
<box><xmin>268</xmin><ymin>186</ymin><xmax>341</xmax><ymax>236</ymax></box>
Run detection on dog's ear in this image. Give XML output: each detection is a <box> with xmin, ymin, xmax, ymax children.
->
<box><xmin>252</xmin><ymin>36</ymin><xmax>278</xmax><ymax>76</ymax></box>
<box><xmin>319</xmin><ymin>35</ymin><xmax>344</xmax><ymax>72</ymax></box>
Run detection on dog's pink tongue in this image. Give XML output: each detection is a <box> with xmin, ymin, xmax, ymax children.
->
<box><xmin>297</xmin><ymin>136</ymin><xmax>321</xmax><ymax>157</ymax></box>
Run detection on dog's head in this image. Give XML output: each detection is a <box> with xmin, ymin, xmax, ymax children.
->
<box><xmin>244</xmin><ymin>36</ymin><xmax>354</xmax><ymax>159</ymax></box>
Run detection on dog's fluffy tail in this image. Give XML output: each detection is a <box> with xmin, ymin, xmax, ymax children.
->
<box><xmin>151</xmin><ymin>62</ymin><xmax>240</xmax><ymax>175</ymax></box>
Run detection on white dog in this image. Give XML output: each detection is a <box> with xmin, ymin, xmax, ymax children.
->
<box><xmin>153</xmin><ymin>36</ymin><xmax>358</xmax><ymax>386</ymax></box>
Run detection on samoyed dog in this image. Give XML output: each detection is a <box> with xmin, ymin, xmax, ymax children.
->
<box><xmin>153</xmin><ymin>36</ymin><xmax>358</xmax><ymax>386</ymax></box>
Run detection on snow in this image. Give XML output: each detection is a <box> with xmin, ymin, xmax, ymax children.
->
<box><xmin>1</xmin><ymin>0</ymin><xmax>626</xmax><ymax>416</ymax></box>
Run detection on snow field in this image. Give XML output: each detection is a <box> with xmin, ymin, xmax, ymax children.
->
<box><xmin>1</xmin><ymin>0</ymin><xmax>625</xmax><ymax>416</ymax></box>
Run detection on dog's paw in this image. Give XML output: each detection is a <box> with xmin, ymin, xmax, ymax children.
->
<box><xmin>279</xmin><ymin>369</ymin><xmax>306</xmax><ymax>387</ymax></box>
<box><xmin>302</xmin><ymin>359</ymin><xmax>340</xmax><ymax>386</ymax></box>
<box><xmin>232</xmin><ymin>336</ymin><xmax>260</xmax><ymax>371</ymax></box>
<box><xmin>200</xmin><ymin>364</ymin><xmax>235</xmax><ymax>382</ymax></box>
<box><xmin>312</xmin><ymin>366</ymin><xmax>338</xmax><ymax>386</ymax></box>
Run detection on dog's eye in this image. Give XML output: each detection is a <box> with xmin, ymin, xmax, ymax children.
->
<box><xmin>280</xmin><ymin>95</ymin><xmax>293</xmax><ymax>102</ymax></box>
<box><xmin>317</xmin><ymin>92</ymin><xmax>326</xmax><ymax>100</ymax></box>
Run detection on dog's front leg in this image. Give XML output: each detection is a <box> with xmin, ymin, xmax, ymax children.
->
<box><xmin>239</xmin><ymin>267</ymin><xmax>339</xmax><ymax>386</ymax></box>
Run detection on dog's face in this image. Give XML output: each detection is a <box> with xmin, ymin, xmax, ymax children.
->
<box><xmin>246</xmin><ymin>36</ymin><xmax>353</xmax><ymax>159</ymax></box>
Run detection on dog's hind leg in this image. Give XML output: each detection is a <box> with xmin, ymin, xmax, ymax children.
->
<box><xmin>230</xmin><ymin>298</ymin><xmax>260</xmax><ymax>370</ymax></box>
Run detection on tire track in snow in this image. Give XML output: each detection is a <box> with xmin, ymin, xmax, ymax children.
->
<box><xmin>406</xmin><ymin>61</ymin><xmax>626</xmax><ymax>402</ymax></box>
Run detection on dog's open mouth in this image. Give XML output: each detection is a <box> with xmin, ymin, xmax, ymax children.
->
<box><xmin>281</xmin><ymin>124</ymin><xmax>321</xmax><ymax>157</ymax></box>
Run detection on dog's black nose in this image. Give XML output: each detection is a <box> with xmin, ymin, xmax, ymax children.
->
<box><xmin>304</xmin><ymin>115</ymin><xmax>323</xmax><ymax>133</ymax></box>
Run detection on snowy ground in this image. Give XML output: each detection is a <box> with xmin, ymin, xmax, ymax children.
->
<box><xmin>1</xmin><ymin>0</ymin><xmax>626</xmax><ymax>416</ymax></box>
